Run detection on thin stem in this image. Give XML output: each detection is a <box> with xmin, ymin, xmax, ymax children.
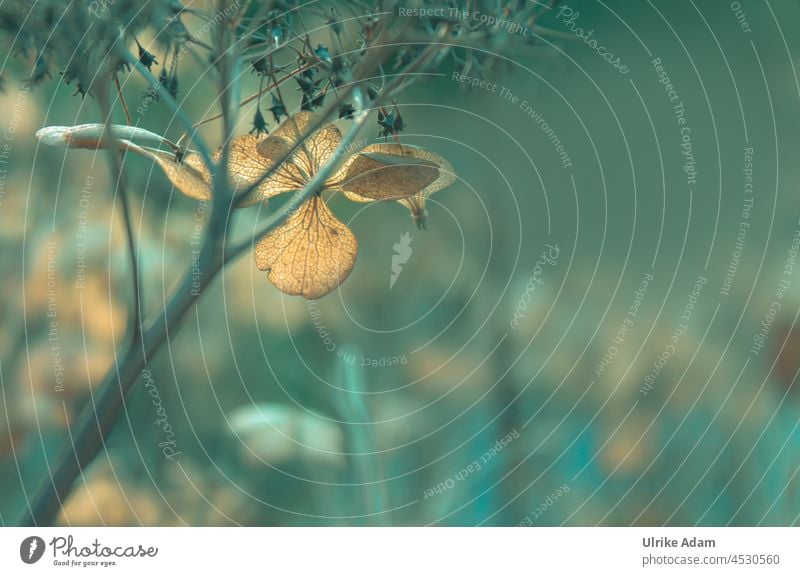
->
<box><xmin>335</xmin><ymin>347</ymin><xmax>387</xmax><ymax>526</ymax></box>
<box><xmin>113</xmin><ymin>74</ymin><xmax>132</xmax><ymax>124</ymax></box>
<box><xmin>213</xmin><ymin>23</ymin><xmax>240</xmax><ymax>209</ymax></box>
<box><xmin>97</xmin><ymin>87</ymin><xmax>142</xmax><ymax>343</ymax></box>
<box><xmin>118</xmin><ymin>181</ymin><xmax>141</xmax><ymax>339</ymax></box>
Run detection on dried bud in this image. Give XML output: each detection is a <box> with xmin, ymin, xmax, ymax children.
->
<box><xmin>250</xmin><ymin>107</ymin><xmax>268</xmax><ymax>136</ymax></box>
<box><xmin>314</xmin><ymin>43</ymin><xmax>331</xmax><ymax>63</ymax></box>
<box><xmin>136</xmin><ymin>42</ymin><xmax>158</xmax><ymax>72</ymax></box>
<box><xmin>252</xmin><ymin>56</ymin><xmax>269</xmax><ymax>76</ymax></box>
<box><xmin>338</xmin><ymin>103</ymin><xmax>355</xmax><ymax>120</ymax></box>
<box><xmin>268</xmin><ymin>94</ymin><xmax>287</xmax><ymax>122</ymax></box>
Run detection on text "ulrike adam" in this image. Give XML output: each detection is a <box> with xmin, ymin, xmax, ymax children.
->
<box><xmin>643</xmin><ymin>537</ymin><xmax>715</xmax><ymax>548</ymax></box>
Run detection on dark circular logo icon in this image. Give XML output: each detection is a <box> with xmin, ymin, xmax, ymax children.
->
<box><xmin>20</xmin><ymin>536</ymin><xmax>45</xmax><ymax>564</ymax></box>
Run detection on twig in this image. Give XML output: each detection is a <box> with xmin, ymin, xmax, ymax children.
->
<box><xmin>113</xmin><ymin>74</ymin><xmax>132</xmax><ymax>125</ymax></box>
<box><xmin>96</xmin><ymin>87</ymin><xmax>142</xmax><ymax>343</ymax></box>
<box><xmin>212</xmin><ymin>23</ymin><xmax>241</xmax><ymax>209</ymax></box>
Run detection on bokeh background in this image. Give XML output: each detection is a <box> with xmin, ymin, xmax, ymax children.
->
<box><xmin>2</xmin><ymin>0</ymin><xmax>800</xmax><ymax>526</ymax></box>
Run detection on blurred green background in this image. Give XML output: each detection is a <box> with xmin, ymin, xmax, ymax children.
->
<box><xmin>2</xmin><ymin>0</ymin><xmax>800</xmax><ymax>526</ymax></box>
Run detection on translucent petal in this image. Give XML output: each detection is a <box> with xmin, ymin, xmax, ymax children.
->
<box><xmin>256</xmin><ymin>111</ymin><xmax>343</xmax><ymax>186</ymax></box>
<box><xmin>136</xmin><ymin>142</ymin><xmax>273</xmax><ymax>207</ymax></box>
<box><xmin>220</xmin><ymin>134</ymin><xmax>302</xmax><ymax>203</ymax></box>
<box><xmin>123</xmin><ymin>142</ymin><xmax>212</xmax><ymax>201</ymax></box>
<box><xmin>150</xmin><ymin>150</ymin><xmax>212</xmax><ymax>201</ymax></box>
<box><xmin>183</xmin><ymin>152</ymin><xmax>212</xmax><ymax>183</ymax></box>
<box><xmin>254</xmin><ymin>196</ymin><xmax>357</xmax><ymax>299</ymax></box>
<box><xmin>337</xmin><ymin>143</ymin><xmax>448</xmax><ymax>202</ymax></box>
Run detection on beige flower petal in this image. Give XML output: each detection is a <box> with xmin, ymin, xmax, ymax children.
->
<box><xmin>121</xmin><ymin>142</ymin><xmax>212</xmax><ymax>201</ymax></box>
<box><xmin>220</xmin><ymin>134</ymin><xmax>302</xmax><ymax>203</ymax></box>
<box><xmin>136</xmin><ymin>142</ymin><xmax>274</xmax><ymax>207</ymax></box>
<box><xmin>151</xmin><ymin>150</ymin><xmax>212</xmax><ymax>201</ymax></box>
<box><xmin>254</xmin><ymin>196</ymin><xmax>357</xmax><ymax>299</ymax></box>
<box><xmin>338</xmin><ymin>143</ymin><xmax>456</xmax><ymax>229</ymax></box>
<box><xmin>336</xmin><ymin>143</ymin><xmax>444</xmax><ymax>202</ymax></box>
<box><xmin>256</xmin><ymin>111</ymin><xmax>344</xmax><ymax>186</ymax></box>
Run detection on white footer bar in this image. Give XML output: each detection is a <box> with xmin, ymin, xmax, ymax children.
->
<box><xmin>1</xmin><ymin>527</ymin><xmax>797</xmax><ymax>575</ymax></box>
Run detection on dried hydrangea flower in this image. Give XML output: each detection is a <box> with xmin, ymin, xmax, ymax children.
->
<box><xmin>239</xmin><ymin>112</ymin><xmax>454</xmax><ymax>297</ymax></box>
<box><xmin>36</xmin><ymin>112</ymin><xmax>456</xmax><ymax>298</ymax></box>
